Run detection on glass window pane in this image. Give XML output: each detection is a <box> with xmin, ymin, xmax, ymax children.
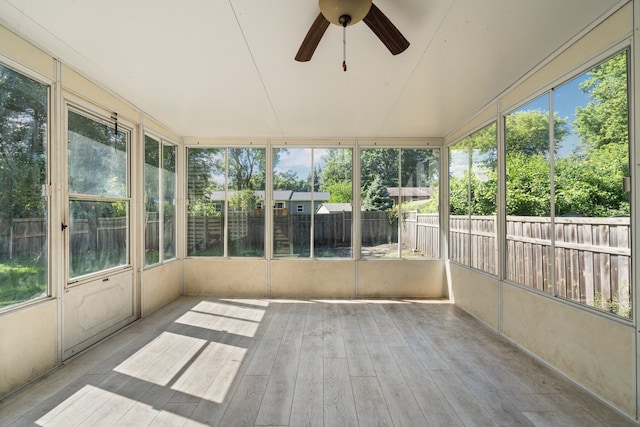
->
<box><xmin>360</xmin><ymin>148</ymin><xmax>399</xmax><ymax>258</ymax></box>
<box><xmin>470</xmin><ymin>123</ymin><xmax>497</xmax><ymax>274</ymax></box>
<box><xmin>163</xmin><ymin>144</ymin><xmax>176</xmax><ymax>260</ymax></box>
<box><xmin>273</xmin><ymin>148</ymin><xmax>312</xmax><ymax>257</ymax></box>
<box><xmin>144</xmin><ymin>136</ymin><xmax>160</xmax><ymax>266</ymax></box>
<box><xmin>449</xmin><ymin>140</ymin><xmax>470</xmax><ymax>265</ymax></box>
<box><xmin>315</xmin><ymin>148</ymin><xmax>352</xmax><ymax>258</ymax></box>
<box><xmin>68</xmin><ymin>111</ymin><xmax>127</xmax><ymax>198</ymax></box>
<box><xmin>0</xmin><ymin>64</ymin><xmax>48</xmax><ymax>308</ymax></box>
<box><xmin>69</xmin><ymin>200</ymin><xmax>128</xmax><ymax>278</ymax></box>
<box><xmin>187</xmin><ymin>148</ymin><xmax>225</xmax><ymax>256</ymax></box>
<box><xmin>553</xmin><ymin>51</ymin><xmax>631</xmax><ymax>318</ymax></box>
<box><xmin>505</xmin><ymin>94</ymin><xmax>552</xmax><ymax>292</ymax></box>
<box><xmin>400</xmin><ymin>148</ymin><xmax>439</xmax><ymax>259</ymax></box>
<box><xmin>228</xmin><ymin>147</ymin><xmax>265</xmax><ymax>257</ymax></box>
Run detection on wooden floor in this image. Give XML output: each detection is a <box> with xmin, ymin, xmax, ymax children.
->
<box><xmin>0</xmin><ymin>297</ymin><xmax>634</xmax><ymax>426</ymax></box>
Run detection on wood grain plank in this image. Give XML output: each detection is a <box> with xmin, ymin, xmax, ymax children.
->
<box><xmin>324</xmin><ymin>358</ymin><xmax>358</xmax><ymax>426</ymax></box>
<box><xmin>217</xmin><ymin>375</ymin><xmax>268</xmax><ymax>427</ymax></box>
<box><xmin>392</xmin><ymin>345</ymin><xmax>464</xmax><ymax>427</ymax></box>
<box><xmin>351</xmin><ymin>376</ymin><xmax>394</xmax><ymax>426</ymax></box>
<box><xmin>290</xmin><ymin>336</ymin><xmax>324</xmax><ymax>427</ymax></box>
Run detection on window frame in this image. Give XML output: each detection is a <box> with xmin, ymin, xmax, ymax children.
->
<box><xmin>448</xmin><ymin>122</ymin><xmax>498</xmax><ymax>275</ymax></box>
<box><xmin>500</xmin><ymin>47</ymin><xmax>633</xmax><ymax>320</ymax></box>
<box><xmin>65</xmin><ymin>103</ymin><xmax>133</xmax><ymax>283</ymax></box>
<box><xmin>358</xmin><ymin>142</ymin><xmax>442</xmax><ymax>260</ymax></box>
<box><xmin>0</xmin><ymin>60</ymin><xmax>51</xmax><ymax>311</ymax></box>
<box><xmin>143</xmin><ymin>132</ymin><xmax>178</xmax><ymax>269</ymax></box>
<box><xmin>186</xmin><ymin>143</ymin><xmax>267</xmax><ymax>258</ymax></box>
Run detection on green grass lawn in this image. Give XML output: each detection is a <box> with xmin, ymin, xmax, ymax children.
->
<box><xmin>0</xmin><ymin>258</ymin><xmax>47</xmax><ymax>308</ymax></box>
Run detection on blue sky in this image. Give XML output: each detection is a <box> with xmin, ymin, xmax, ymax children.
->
<box><xmin>513</xmin><ymin>73</ymin><xmax>592</xmax><ymax>156</ymax></box>
<box><xmin>274</xmin><ymin>148</ymin><xmax>332</xmax><ymax>180</ymax></box>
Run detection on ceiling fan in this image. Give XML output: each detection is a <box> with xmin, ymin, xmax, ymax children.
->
<box><xmin>295</xmin><ymin>0</ymin><xmax>410</xmax><ymax>65</ymax></box>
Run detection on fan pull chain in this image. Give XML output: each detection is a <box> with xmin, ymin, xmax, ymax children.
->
<box><xmin>338</xmin><ymin>15</ymin><xmax>351</xmax><ymax>72</ymax></box>
<box><xmin>342</xmin><ymin>24</ymin><xmax>347</xmax><ymax>72</ymax></box>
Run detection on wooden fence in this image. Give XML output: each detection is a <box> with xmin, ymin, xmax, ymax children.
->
<box><xmin>402</xmin><ymin>212</ymin><xmax>440</xmax><ymax>259</ymax></box>
<box><xmin>0</xmin><ymin>218</ymin><xmax>47</xmax><ymax>259</ymax></box>
<box><xmin>450</xmin><ymin>215</ymin><xmax>631</xmax><ymax>314</ymax></box>
<box><xmin>3</xmin><ymin>213</ymin><xmax>632</xmax><ymax>313</ymax></box>
<box><xmin>449</xmin><ymin>215</ymin><xmax>497</xmax><ymax>274</ymax></box>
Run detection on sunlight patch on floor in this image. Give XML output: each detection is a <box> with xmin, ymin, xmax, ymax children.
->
<box><xmin>114</xmin><ymin>332</ymin><xmax>207</xmax><ymax>386</ymax></box>
<box><xmin>170</xmin><ymin>342</ymin><xmax>246</xmax><ymax>402</ymax></box>
<box><xmin>37</xmin><ymin>385</ymin><xmax>139</xmax><ymax>426</ymax></box>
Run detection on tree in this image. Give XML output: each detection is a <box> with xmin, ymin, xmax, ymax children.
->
<box><xmin>505</xmin><ymin>110</ymin><xmax>568</xmax><ymax>156</ymax></box>
<box><xmin>574</xmin><ymin>51</ymin><xmax>628</xmax><ymax>149</ymax></box>
<box><xmin>0</xmin><ymin>65</ymin><xmax>48</xmax><ymax>221</ymax></box>
<box><xmin>504</xmin><ymin>109</ymin><xmax>566</xmax><ymax>217</ymax></box>
<box><xmin>229</xmin><ymin>188</ymin><xmax>259</xmax><ymax>212</ymax></box>
<box><xmin>187</xmin><ymin>148</ymin><xmax>224</xmax><ymax>216</ymax></box>
<box><xmin>554</xmin><ymin>51</ymin><xmax>629</xmax><ymax>217</ymax></box>
<box><xmin>555</xmin><ymin>138</ymin><xmax>628</xmax><ymax>217</ymax></box>
<box><xmin>360</xmin><ymin>148</ymin><xmax>399</xmax><ymax>190</ymax></box>
<box><xmin>228</xmin><ymin>147</ymin><xmax>266</xmax><ymax>190</ymax></box>
<box><xmin>506</xmin><ymin>153</ymin><xmax>550</xmax><ymax>216</ymax></box>
<box><xmin>362</xmin><ymin>175</ymin><xmax>393</xmax><ymax>211</ymax></box>
<box><xmin>273</xmin><ymin>170</ymin><xmax>309</xmax><ymax>191</ymax></box>
<box><xmin>449</xmin><ymin>173</ymin><xmax>469</xmax><ymax>216</ymax></box>
<box><xmin>318</xmin><ymin>149</ymin><xmax>352</xmax><ymax>202</ymax></box>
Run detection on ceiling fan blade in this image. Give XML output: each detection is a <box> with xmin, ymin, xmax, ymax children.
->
<box><xmin>295</xmin><ymin>13</ymin><xmax>330</xmax><ymax>62</ymax></box>
<box><xmin>363</xmin><ymin>3</ymin><xmax>410</xmax><ymax>55</ymax></box>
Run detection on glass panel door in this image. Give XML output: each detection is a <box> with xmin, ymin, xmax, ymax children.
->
<box><xmin>67</xmin><ymin>110</ymin><xmax>130</xmax><ymax>279</ymax></box>
<box><xmin>63</xmin><ymin>107</ymin><xmax>134</xmax><ymax>359</ymax></box>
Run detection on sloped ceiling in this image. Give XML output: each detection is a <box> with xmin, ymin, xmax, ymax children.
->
<box><xmin>0</xmin><ymin>0</ymin><xmax>622</xmax><ymax>139</ymax></box>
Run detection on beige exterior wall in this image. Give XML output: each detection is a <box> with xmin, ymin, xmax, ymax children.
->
<box><xmin>184</xmin><ymin>259</ymin><xmax>269</xmax><ymax>297</ymax></box>
<box><xmin>0</xmin><ymin>24</ymin><xmax>54</xmax><ymax>80</ymax></box>
<box><xmin>0</xmin><ymin>301</ymin><xmax>57</xmax><ymax>396</ymax></box>
<box><xmin>502</xmin><ymin>285</ymin><xmax>635</xmax><ymax>416</ymax></box>
<box><xmin>357</xmin><ymin>260</ymin><xmax>445</xmax><ymax>297</ymax></box>
<box><xmin>449</xmin><ymin>264</ymin><xmax>499</xmax><ymax>329</ymax></box>
<box><xmin>271</xmin><ymin>260</ymin><xmax>356</xmax><ymax>297</ymax></box>
<box><xmin>142</xmin><ymin>261</ymin><xmax>182</xmax><ymax>315</ymax></box>
<box><xmin>183</xmin><ymin>259</ymin><xmax>446</xmax><ymax>299</ymax></box>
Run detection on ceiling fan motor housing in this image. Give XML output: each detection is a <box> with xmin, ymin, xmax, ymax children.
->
<box><xmin>319</xmin><ymin>0</ymin><xmax>372</xmax><ymax>26</ymax></box>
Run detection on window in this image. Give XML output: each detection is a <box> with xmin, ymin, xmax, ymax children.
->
<box><xmin>0</xmin><ymin>64</ymin><xmax>48</xmax><ymax>308</ymax></box>
<box><xmin>503</xmin><ymin>51</ymin><xmax>631</xmax><ymax>318</ymax></box>
<box><xmin>505</xmin><ymin>94</ymin><xmax>552</xmax><ymax>292</ymax></box>
<box><xmin>144</xmin><ymin>135</ymin><xmax>176</xmax><ymax>266</ymax></box>
<box><xmin>361</xmin><ymin>147</ymin><xmax>439</xmax><ymax>259</ymax></box>
<box><xmin>449</xmin><ymin>140</ymin><xmax>470</xmax><ymax>265</ymax></box>
<box><xmin>552</xmin><ymin>51</ymin><xmax>630</xmax><ymax>317</ymax></box>
<box><xmin>449</xmin><ymin>123</ymin><xmax>497</xmax><ymax>274</ymax></box>
<box><xmin>228</xmin><ymin>147</ymin><xmax>265</xmax><ymax>257</ymax></box>
<box><xmin>187</xmin><ymin>147</ymin><xmax>266</xmax><ymax>257</ymax></box>
<box><xmin>273</xmin><ymin>147</ymin><xmax>353</xmax><ymax>258</ymax></box>
<box><xmin>68</xmin><ymin>110</ymin><xmax>129</xmax><ymax>278</ymax></box>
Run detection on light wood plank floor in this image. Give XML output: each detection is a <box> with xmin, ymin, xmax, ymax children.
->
<box><xmin>0</xmin><ymin>297</ymin><xmax>635</xmax><ymax>426</ymax></box>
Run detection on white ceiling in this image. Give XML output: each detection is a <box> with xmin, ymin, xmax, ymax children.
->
<box><xmin>0</xmin><ymin>0</ymin><xmax>621</xmax><ymax>139</ymax></box>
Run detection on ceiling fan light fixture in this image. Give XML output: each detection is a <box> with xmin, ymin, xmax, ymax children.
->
<box><xmin>319</xmin><ymin>0</ymin><xmax>372</xmax><ymax>26</ymax></box>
